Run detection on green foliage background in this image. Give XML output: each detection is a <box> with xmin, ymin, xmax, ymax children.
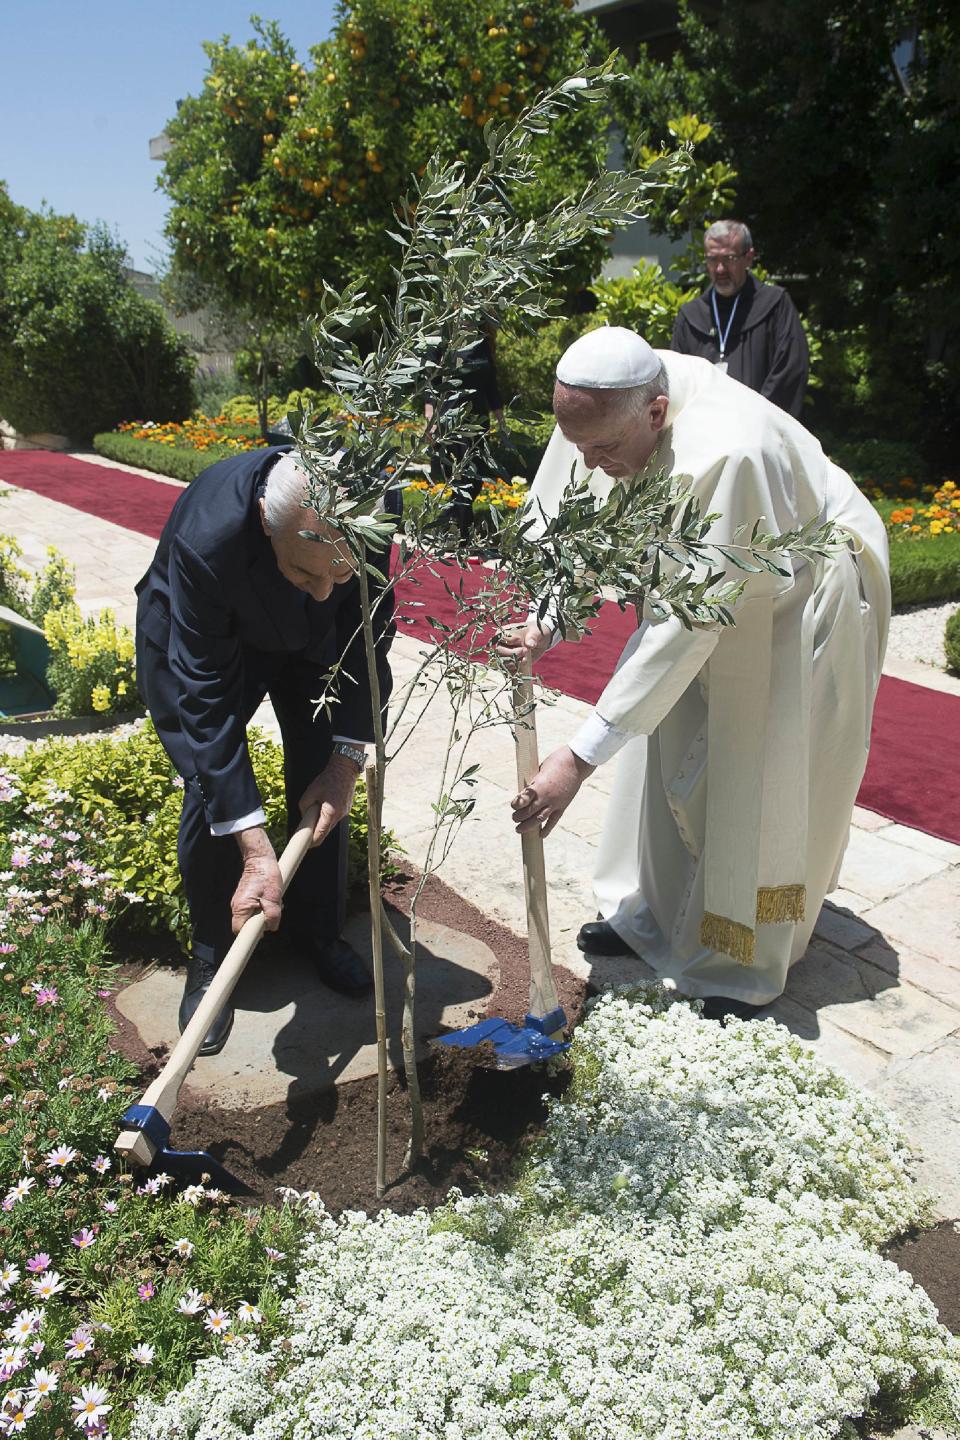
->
<box><xmin>945</xmin><ymin>608</ymin><xmax>960</xmax><ymax>674</ymax></box>
<box><xmin>675</xmin><ymin>0</ymin><xmax>960</xmax><ymax>457</ymax></box>
<box><xmin>0</xmin><ymin>185</ymin><xmax>195</xmax><ymax>442</ymax></box>
<box><xmin>158</xmin><ymin>3</ymin><xmax>611</xmax><ymax>323</ymax></box>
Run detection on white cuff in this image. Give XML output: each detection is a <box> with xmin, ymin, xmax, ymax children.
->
<box><xmin>210</xmin><ymin>807</ymin><xmax>267</xmax><ymax>837</ymax></box>
<box><xmin>526</xmin><ymin>610</ymin><xmax>563</xmax><ymax>652</ymax></box>
<box><xmin>332</xmin><ymin>736</ymin><xmax>367</xmax><ymax>748</ymax></box>
<box><xmin>568</xmin><ymin>712</ymin><xmax>631</xmax><ymax>767</ymax></box>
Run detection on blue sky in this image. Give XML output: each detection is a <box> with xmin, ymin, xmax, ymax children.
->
<box><xmin>0</xmin><ymin>1</ymin><xmax>337</xmax><ymax>273</ymax></box>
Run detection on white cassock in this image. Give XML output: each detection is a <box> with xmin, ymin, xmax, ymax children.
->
<box><xmin>529</xmin><ymin>352</ymin><xmax>890</xmax><ymax>1004</ymax></box>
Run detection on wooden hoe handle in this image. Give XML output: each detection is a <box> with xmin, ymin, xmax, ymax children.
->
<box><xmin>114</xmin><ymin>804</ymin><xmax>321</xmax><ymax>1168</ymax></box>
<box><xmin>512</xmin><ymin>661</ymin><xmax>561</xmax><ymax>1023</ymax></box>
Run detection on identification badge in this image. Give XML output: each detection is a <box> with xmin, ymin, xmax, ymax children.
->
<box><xmin>714</xmin><ymin>359</ymin><xmax>728</xmax><ymax>374</ymax></box>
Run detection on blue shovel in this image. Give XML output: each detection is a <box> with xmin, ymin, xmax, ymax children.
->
<box><xmin>113</xmin><ymin>805</ymin><xmax>321</xmax><ymax>1190</ymax></box>
<box><xmin>435</xmin><ymin>658</ymin><xmax>570</xmax><ymax>1069</ymax></box>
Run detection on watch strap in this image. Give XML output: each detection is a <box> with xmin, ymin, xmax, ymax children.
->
<box><xmin>332</xmin><ymin>741</ymin><xmax>366</xmax><ymax>771</ymax></box>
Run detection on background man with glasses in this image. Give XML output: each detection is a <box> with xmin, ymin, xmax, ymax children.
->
<box><xmin>671</xmin><ymin>219</ymin><xmax>809</xmax><ymax>418</ymax></box>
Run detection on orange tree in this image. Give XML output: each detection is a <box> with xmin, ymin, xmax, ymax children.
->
<box><xmin>159</xmin><ymin>4</ymin><xmax>611</xmax><ymax>324</ymax></box>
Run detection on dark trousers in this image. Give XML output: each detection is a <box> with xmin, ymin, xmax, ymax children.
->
<box><xmin>138</xmin><ymin>637</ymin><xmax>346</xmax><ymax>969</ymax></box>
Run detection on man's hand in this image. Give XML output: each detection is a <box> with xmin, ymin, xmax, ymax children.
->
<box><xmin>510</xmin><ymin>745</ymin><xmax>594</xmax><ymax>837</ymax></box>
<box><xmin>299</xmin><ymin>752</ymin><xmax>360</xmax><ymax>848</ymax></box>
<box><xmin>232</xmin><ymin>827</ymin><xmax>282</xmax><ymax>935</ymax></box>
<box><xmin>495</xmin><ymin>621</ymin><xmax>554</xmax><ymax>672</ymax></box>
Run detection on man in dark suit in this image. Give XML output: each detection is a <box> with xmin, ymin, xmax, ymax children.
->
<box><xmin>135</xmin><ymin>446</ymin><xmax>394</xmax><ymax>1055</ymax></box>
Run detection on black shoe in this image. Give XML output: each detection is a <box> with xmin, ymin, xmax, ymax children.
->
<box><xmin>178</xmin><ymin>955</ymin><xmax>234</xmax><ymax>1057</ymax></box>
<box><xmin>576</xmin><ymin>920</ymin><xmax>636</xmax><ymax>957</ymax></box>
<box><xmin>309</xmin><ymin>935</ymin><xmax>374</xmax><ymax>997</ymax></box>
<box><xmin>699</xmin><ymin>995</ymin><xmax>767</xmax><ymax>1022</ymax></box>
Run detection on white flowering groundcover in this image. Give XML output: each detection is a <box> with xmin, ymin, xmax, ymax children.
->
<box><xmin>133</xmin><ymin>988</ymin><xmax>960</xmax><ymax>1440</ymax></box>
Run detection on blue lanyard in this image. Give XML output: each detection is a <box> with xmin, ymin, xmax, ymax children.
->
<box><xmin>710</xmin><ymin>289</ymin><xmax>741</xmax><ymax>359</ymax></box>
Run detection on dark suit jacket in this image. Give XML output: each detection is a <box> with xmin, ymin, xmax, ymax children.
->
<box><xmin>135</xmin><ymin>447</ymin><xmax>394</xmax><ymax>827</ymax></box>
<box><xmin>671</xmin><ymin>274</ymin><xmax>809</xmax><ymax>419</ymax></box>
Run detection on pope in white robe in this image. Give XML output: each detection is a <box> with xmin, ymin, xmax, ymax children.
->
<box><xmin>504</xmin><ymin>329</ymin><xmax>890</xmax><ymax>1009</ymax></box>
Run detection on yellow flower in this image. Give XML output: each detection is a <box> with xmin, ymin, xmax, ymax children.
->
<box><xmin>115</xmin><ymin>679</ymin><xmax>128</xmax><ymax>697</ymax></box>
<box><xmin>91</xmin><ymin>685</ymin><xmax>111</xmax><ymax>713</ymax></box>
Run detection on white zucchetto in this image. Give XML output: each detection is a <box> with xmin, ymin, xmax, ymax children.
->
<box><xmin>555</xmin><ymin>327</ymin><xmax>659</xmax><ymax>389</ymax></box>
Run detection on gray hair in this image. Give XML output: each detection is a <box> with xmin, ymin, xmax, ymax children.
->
<box><xmin>705</xmin><ymin>219</ymin><xmax>753</xmax><ymax>254</ymax></box>
<box><xmin>617</xmin><ymin>362</ymin><xmax>670</xmax><ymax>414</ymax></box>
<box><xmin>262</xmin><ymin>452</ymin><xmax>314</xmax><ymax>534</ymax></box>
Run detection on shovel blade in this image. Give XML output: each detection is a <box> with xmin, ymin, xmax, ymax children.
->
<box><xmin>433</xmin><ymin>1011</ymin><xmax>570</xmax><ymax>1070</ymax></box>
<box><xmin>120</xmin><ymin>1103</ymin><xmax>251</xmax><ymax>1195</ymax></box>
<box><xmin>151</xmin><ymin>1148</ymin><xmax>253</xmax><ymax>1196</ymax></box>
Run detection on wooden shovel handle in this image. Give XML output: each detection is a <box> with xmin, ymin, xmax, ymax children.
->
<box><xmin>114</xmin><ymin>803</ymin><xmax>321</xmax><ymax>1168</ymax></box>
<box><xmin>512</xmin><ymin>661</ymin><xmax>560</xmax><ymax>1022</ymax></box>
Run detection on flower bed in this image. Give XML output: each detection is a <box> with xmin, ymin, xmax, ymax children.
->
<box><xmin>3</xmin><ymin>930</ymin><xmax>958</xmax><ymax>1440</ymax></box>
<box><xmin>93</xmin><ymin>418</ymin><xmax>268</xmax><ymax>484</ymax></box>
<box><xmin>872</xmin><ymin>480</ymin><xmax>960</xmax><ymax>607</ymax></box>
<box><xmin>0</xmin><ymin>539</ymin><xmax>138</xmax><ymax>723</ymax></box>
<box><xmin>2</xmin><ymin>723</ymin><xmax>394</xmax><ymax>944</ymax></box>
<box><xmin>0</xmin><ymin>768</ymin><xmax>304</xmax><ymax>1439</ymax></box>
<box><xmin>131</xmin><ymin>991</ymin><xmax>960</xmax><ymax>1440</ymax></box>
<box><xmin>402</xmin><ymin>474</ymin><xmax>529</xmax><ymax>522</ymax></box>
<box><xmin>1</xmin><ymin>739</ymin><xmax>958</xmax><ymax>1438</ymax></box>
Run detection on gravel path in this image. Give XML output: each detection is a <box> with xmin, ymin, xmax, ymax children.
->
<box><xmin>887</xmin><ymin>600</ymin><xmax>957</xmax><ymax>671</ymax></box>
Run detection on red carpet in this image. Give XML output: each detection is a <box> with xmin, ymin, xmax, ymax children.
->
<box><xmin>0</xmin><ymin>450</ymin><xmax>182</xmax><ymax>540</ymax></box>
<box><xmin>3</xmin><ymin>450</ymin><xmax>958</xmax><ymax>845</ymax></box>
<box><xmin>857</xmin><ymin>678</ymin><xmax>960</xmax><ymax>844</ymax></box>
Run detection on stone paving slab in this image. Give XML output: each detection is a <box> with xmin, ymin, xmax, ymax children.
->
<box><xmin>0</xmin><ymin>481</ymin><xmax>155</xmax><ymax>627</ymax></box>
<box><xmin>874</xmin><ymin>1037</ymin><xmax>960</xmax><ymax>1223</ymax></box>
<box><xmin>377</xmin><ymin>635</ymin><xmax>960</xmax><ymax>1217</ymax></box>
<box><xmin>782</xmin><ymin>938</ymin><xmax>959</xmax><ymax>1059</ymax></box>
<box><xmin>861</xmin><ymin>871</ymin><xmax>960</xmax><ymax>967</ymax></box>
<box><xmin>839</xmin><ymin>827</ymin><xmax>951</xmax><ymax>905</ymax></box>
<box><xmin>114</xmin><ymin>912</ymin><xmax>499</xmax><ymax>1108</ymax></box>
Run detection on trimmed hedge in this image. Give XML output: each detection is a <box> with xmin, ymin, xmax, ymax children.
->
<box><xmin>888</xmin><ymin>533</ymin><xmax>960</xmax><ymax>607</ymax></box>
<box><xmin>93</xmin><ymin>430</ymin><xmax>251</xmax><ymax>482</ymax></box>
<box><xmin>945</xmin><ymin>608</ymin><xmax>960</xmax><ymax>675</ymax></box>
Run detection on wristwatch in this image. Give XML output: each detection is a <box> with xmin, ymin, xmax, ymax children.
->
<box><xmin>332</xmin><ymin>741</ymin><xmax>367</xmax><ymax>773</ymax></box>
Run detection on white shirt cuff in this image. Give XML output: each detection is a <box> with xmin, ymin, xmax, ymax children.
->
<box><xmin>526</xmin><ymin>610</ymin><xmax>563</xmax><ymax>652</ymax></box>
<box><xmin>568</xmin><ymin>712</ymin><xmax>631</xmax><ymax>767</ymax></box>
<box><xmin>210</xmin><ymin>807</ymin><xmax>267</xmax><ymax>837</ymax></box>
<box><xmin>332</xmin><ymin>736</ymin><xmax>367</xmax><ymax>748</ymax></box>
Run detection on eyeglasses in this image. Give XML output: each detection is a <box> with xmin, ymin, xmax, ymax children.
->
<box><xmin>705</xmin><ymin>252</ymin><xmax>747</xmax><ymax>267</ymax></box>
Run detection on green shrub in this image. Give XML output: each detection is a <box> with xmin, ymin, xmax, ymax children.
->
<box><xmin>216</xmin><ymin>388</ymin><xmax>333</xmax><ymax>425</ymax></box>
<box><xmin>4</xmin><ymin>721</ymin><xmax>397</xmax><ymax>944</ymax></box>
<box><xmin>93</xmin><ymin>431</ymin><xmax>230</xmax><ymax>482</ymax></box>
<box><xmin>0</xmin><ymin>533</ymin><xmax>31</xmax><ymax>671</ymax></box>
<box><xmin>193</xmin><ymin>364</ymin><xmax>244</xmax><ymax>417</ymax></box>
<box><xmin>889</xmin><ymin>532</ymin><xmax>960</xmax><ymax>607</ymax></box>
<box><xmin>42</xmin><ymin>603</ymin><xmax>139</xmax><ymax>717</ymax></box>
<box><xmin>497</xmin><ymin>314</ymin><xmax>599</xmax><ymax>415</ymax></box>
<box><xmin>27</xmin><ymin>544</ymin><xmax>76</xmax><ymax>625</ymax></box>
<box><xmin>828</xmin><ymin>438</ymin><xmax>930</xmax><ymax>497</ymax></box>
<box><xmin>0</xmin><ymin>202</ymin><xmax>195</xmax><ymax>442</ymax></box>
<box><xmin>945</xmin><ymin>608</ymin><xmax>960</xmax><ymax>675</ymax></box>
<box><xmin>590</xmin><ymin>259</ymin><xmax>699</xmax><ymax>348</ymax></box>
